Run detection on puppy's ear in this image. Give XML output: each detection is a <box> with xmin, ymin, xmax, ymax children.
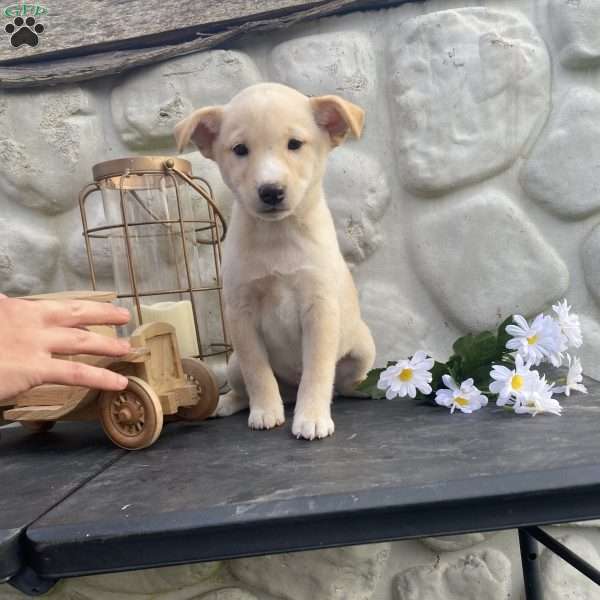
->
<box><xmin>174</xmin><ymin>106</ymin><xmax>223</xmax><ymax>159</ymax></box>
<box><xmin>310</xmin><ymin>95</ymin><xmax>365</xmax><ymax>147</ymax></box>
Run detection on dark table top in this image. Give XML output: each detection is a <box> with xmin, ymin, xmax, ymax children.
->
<box><xmin>0</xmin><ymin>423</ymin><xmax>124</xmax><ymax>580</ymax></box>
<box><xmin>3</xmin><ymin>375</ymin><xmax>600</xmax><ymax>581</ymax></box>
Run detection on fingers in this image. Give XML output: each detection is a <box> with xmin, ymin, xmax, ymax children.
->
<box><xmin>42</xmin><ymin>327</ymin><xmax>131</xmax><ymax>357</ymax></box>
<box><xmin>41</xmin><ymin>359</ymin><xmax>129</xmax><ymax>391</ymax></box>
<box><xmin>39</xmin><ymin>300</ymin><xmax>131</xmax><ymax>328</ymax></box>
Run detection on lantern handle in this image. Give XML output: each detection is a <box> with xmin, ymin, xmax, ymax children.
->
<box><xmin>78</xmin><ymin>182</ymin><xmax>102</xmax><ymax>290</ymax></box>
<box><xmin>169</xmin><ymin>166</ymin><xmax>227</xmax><ymax>242</ymax></box>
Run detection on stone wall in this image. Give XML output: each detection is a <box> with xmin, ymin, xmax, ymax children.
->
<box><xmin>2</xmin><ymin>0</ymin><xmax>600</xmax><ymax>598</ymax></box>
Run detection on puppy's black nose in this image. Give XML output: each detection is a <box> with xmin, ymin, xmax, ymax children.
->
<box><xmin>258</xmin><ymin>184</ymin><xmax>285</xmax><ymax>206</ymax></box>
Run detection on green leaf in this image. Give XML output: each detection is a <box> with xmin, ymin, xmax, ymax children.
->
<box><xmin>446</xmin><ymin>354</ymin><xmax>463</xmax><ymax>380</ymax></box>
<box><xmin>470</xmin><ymin>364</ymin><xmax>494</xmax><ymax>389</ymax></box>
<box><xmin>355</xmin><ymin>367</ymin><xmax>386</xmax><ymax>399</ymax></box>
<box><xmin>452</xmin><ymin>333</ymin><xmax>473</xmax><ymax>358</ymax></box>
<box><xmin>415</xmin><ymin>360</ymin><xmax>449</xmax><ymax>403</ymax></box>
<box><xmin>496</xmin><ymin>315</ymin><xmax>514</xmax><ymax>355</ymax></box>
<box><xmin>452</xmin><ymin>330</ymin><xmax>501</xmax><ymax>375</ymax></box>
<box><xmin>430</xmin><ymin>360</ymin><xmax>450</xmax><ymax>388</ymax></box>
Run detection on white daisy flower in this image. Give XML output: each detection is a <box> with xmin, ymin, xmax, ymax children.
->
<box><xmin>554</xmin><ymin>354</ymin><xmax>588</xmax><ymax>397</ymax></box>
<box><xmin>435</xmin><ymin>375</ymin><xmax>488</xmax><ymax>414</ymax></box>
<box><xmin>377</xmin><ymin>351</ymin><xmax>434</xmax><ymax>399</ymax></box>
<box><xmin>489</xmin><ymin>354</ymin><xmax>534</xmax><ymax>406</ymax></box>
<box><xmin>552</xmin><ymin>299</ymin><xmax>583</xmax><ymax>349</ymax></box>
<box><xmin>513</xmin><ymin>372</ymin><xmax>562</xmax><ymax>416</ymax></box>
<box><xmin>505</xmin><ymin>313</ymin><xmax>564</xmax><ymax>367</ymax></box>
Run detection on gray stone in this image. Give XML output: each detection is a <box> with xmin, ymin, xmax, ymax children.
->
<box><xmin>64</xmin><ymin>228</ymin><xmax>112</xmax><ymax>282</ymax></box>
<box><xmin>228</xmin><ymin>543</ymin><xmax>390</xmax><ymax>600</ymax></box>
<box><xmin>270</xmin><ymin>32</ymin><xmax>376</xmax><ymax>102</ymax></box>
<box><xmin>549</xmin><ymin>0</ymin><xmax>600</xmax><ymax>68</ymax></box>
<box><xmin>555</xmin><ymin>519</ymin><xmax>600</xmax><ymax>528</ymax></box>
<box><xmin>71</xmin><ymin>562</ymin><xmax>220</xmax><ymax>594</ymax></box>
<box><xmin>0</xmin><ymin>87</ymin><xmax>102</xmax><ymax>215</ymax></box>
<box><xmin>360</xmin><ymin>283</ymin><xmax>429</xmax><ymax>363</ymax></box>
<box><xmin>180</xmin><ymin>150</ymin><xmax>235</xmax><ymax>223</ymax></box>
<box><xmin>394</xmin><ymin>549</ymin><xmax>511</xmax><ymax>600</ymax></box>
<box><xmin>521</xmin><ymin>88</ymin><xmax>600</xmax><ymax>219</ymax></box>
<box><xmin>388</xmin><ymin>8</ymin><xmax>550</xmax><ymax>195</ymax></box>
<box><xmin>582</xmin><ymin>224</ymin><xmax>600</xmax><ymax>304</ymax></box>
<box><xmin>111</xmin><ymin>51</ymin><xmax>262</xmax><ymax>150</ymax></box>
<box><xmin>63</xmin><ymin>205</ymin><xmax>114</xmax><ymax>281</ymax></box>
<box><xmin>575</xmin><ymin>315</ymin><xmax>600</xmax><ymax>382</ymax></box>
<box><xmin>411</xmin><ymin>193</ymin><xmax>569</xmax><ymax>332</ymax></box>
<box><xmin>0</xmin><ymin>583</ymin><xmax>28</xmax><ymax>599</ymax></box>
<box><xmin>421</xmin><ymin>533</ymin><xmax>493</xmax><ymax>553</ymax></box>
<box><xmin>539</xmin><ymin>533</ymin><xmax>600</xmax><ymax>599</ymax></box>
<box><xmin>198</xmin><ymin>589</ymin><xmax>258</xmax><ymax>600</ymax></box>
<box><xmin>324</xmin><ymin>147</ymin><xmax>391</xmax><ymax>265</ymax></box>
<box><xmin>0</xmin><ymin>218</ymin><xmax>59</xmax><ymax>295</ymax></box>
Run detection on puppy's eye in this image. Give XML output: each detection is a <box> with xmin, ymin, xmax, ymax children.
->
<box><xmin>232</xmin><ymin>143</ymin><xmax>249</xmax><ymax>157</ymax></box>
<box><xmin>288</xmin><ymin>138</ymin><xmax>303</xmax><ymax>151</ymax></box>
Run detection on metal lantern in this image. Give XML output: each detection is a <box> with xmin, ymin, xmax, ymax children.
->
<box><xmin>79</xmin><ymin>156</ymin><xmax>230</xmax><ymax>376</ymax></box>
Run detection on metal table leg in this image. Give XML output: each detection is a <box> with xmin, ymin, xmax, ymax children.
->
<box><xmin>7</xmin><ymin>567</ymin><xmax>56</xmax><ymax>596</ymax></box>
<box><xmin>519</xmin><ymin>528</ymin><xmax>544</xmax><ymax>600</ymax></box>
<box><xmin>525</xmin><ymin>526</ymin><xmax>600</xmax><ymax>585</ymax></box>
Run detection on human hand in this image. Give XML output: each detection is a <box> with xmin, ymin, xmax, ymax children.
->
<box><xmin>0</xmin><ymin>295</ymin><xmax>131</xmax><ymax>401</ymax></box>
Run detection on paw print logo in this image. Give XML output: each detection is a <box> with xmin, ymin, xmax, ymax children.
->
<box><xmin>5</xmin><ymin>16</ymin><xmax>44</xmax><ymax>48</ymax></box>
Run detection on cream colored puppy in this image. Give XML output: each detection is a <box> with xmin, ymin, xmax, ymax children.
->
<box><xmin>175</xmin><ymin>83</ymin><xmax>375</xmax><ymax>440</ymax></box>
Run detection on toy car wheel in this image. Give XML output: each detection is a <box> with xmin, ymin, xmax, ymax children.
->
<box><xmin>178</xmin><ymin>358</ymin><xmax>219</xmax><ymax>421</ymax></box>
<box><xmin>99</xmin><ymin>376</ymin><xmax>163</xmax><ymax>450</ymax></box>
<box><xmin>21</xmin><ymin>420</ymin><xmax>55</xmax><ymax>433</ymax></box>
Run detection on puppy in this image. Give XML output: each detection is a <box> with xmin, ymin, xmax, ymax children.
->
<box><xmin>175</xmin><ymin>83</ymin><xmax>375</xmax><ymax>440</ymax></box>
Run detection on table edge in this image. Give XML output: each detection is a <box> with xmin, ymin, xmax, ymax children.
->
<box><xmin>25</xmin><ymin>462</ymin><xmax>600</xmax><ymax>578</ymax></box>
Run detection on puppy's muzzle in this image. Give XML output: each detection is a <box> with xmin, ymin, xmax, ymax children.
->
<box><xmin>258</xmin><ymin>184</ymin><xmax>286</xmax><ymax>207</ymax></box>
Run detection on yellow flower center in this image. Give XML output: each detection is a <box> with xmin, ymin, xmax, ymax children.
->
<box><xmin>527</xmin><ymin>334</ymin><xmax>538</xmax><ymax>345</ymax></box>
<box><xmin>454</xmin><ymin>396</ymin><xmax>469</xmax><ymax>407</ymax></box>
<box><xmin>511</xmin><ymin>374</ymin><xmax>524</xmax><ymax>391</ymax></box>
<box><xmin>398</xmin><ymin>368</ymin><xmax>413</xmax><ymax>382</ymax></box>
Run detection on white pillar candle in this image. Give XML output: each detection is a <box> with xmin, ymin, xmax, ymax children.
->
<box><xmin>140</xmin><ymin>300</ymin><xmax>199</xmax><ymax>357</ymax></box>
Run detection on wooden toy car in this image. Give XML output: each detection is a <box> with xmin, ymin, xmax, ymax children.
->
<box><xmin>0</xmin><ymin>292</ymin><xmax>219</xmax><ymax>450</ymax></box>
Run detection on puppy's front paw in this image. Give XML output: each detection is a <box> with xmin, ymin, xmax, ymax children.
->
<box><xmin>248</xmin><ymin>405</ymin><xmax>285</xmax><ymax>430</ymax></box>
<box><xmin>292</xmin><ymin>413</ymin><xmax>335</xmax><ymax>440</ymax></box>
<box><xmin>212</xmin><ymin>391</ymin><xmax>249</xmax><ymax>417</ymax></box>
